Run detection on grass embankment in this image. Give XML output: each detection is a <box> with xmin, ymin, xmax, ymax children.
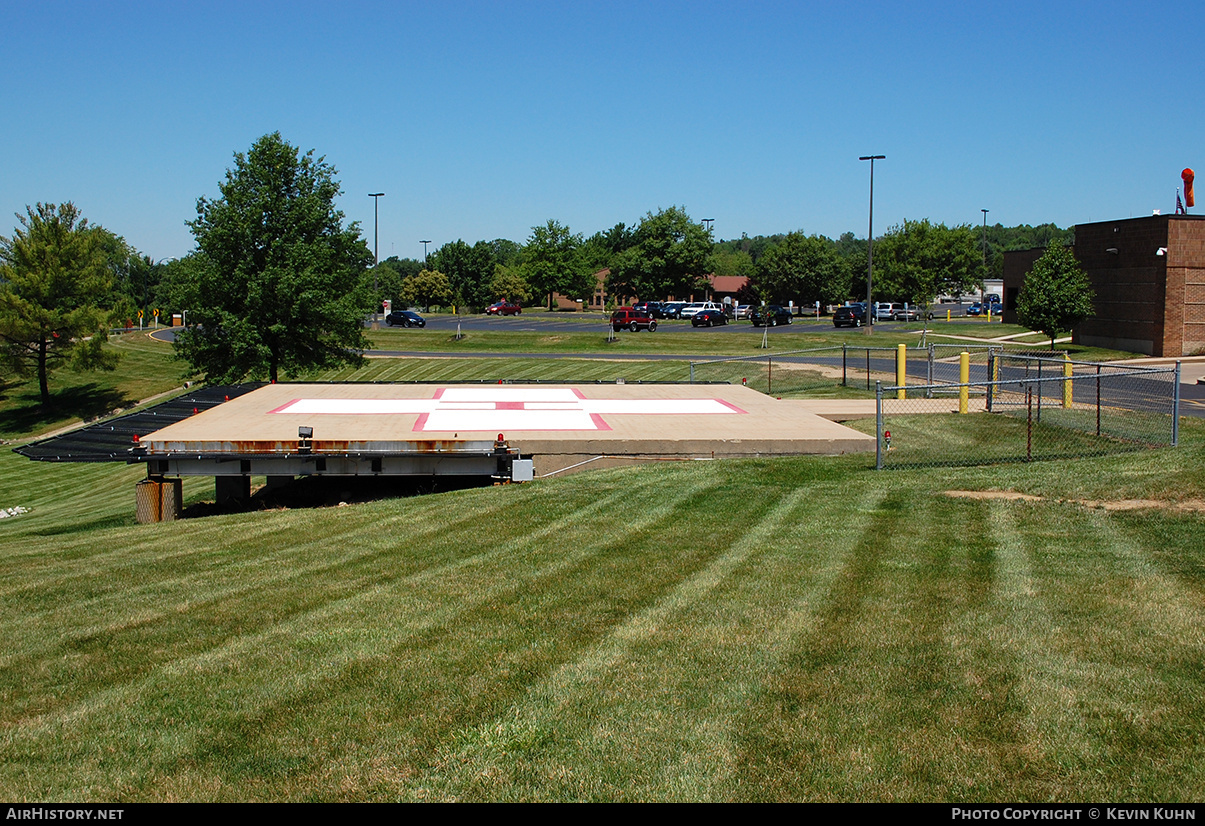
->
<box><xmin>0</xmin><ymin>333</ymin><xmax>196</xmax><ymax>440</ymax></box>
<box><xmin>2</xmin><ymin>428</ymin><xmax>1204</xmax><ymax>801</ymax></box>
<box><xmin>3</xmin><ymin>325</ymin><xmax>1199</xmax><ymax>801</ymax></box>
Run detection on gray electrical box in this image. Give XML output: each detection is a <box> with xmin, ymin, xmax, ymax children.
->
<box><xmin>511</xmin><ymin>459</ymin><xmax>534</xmax><ymax>482</ymax></box>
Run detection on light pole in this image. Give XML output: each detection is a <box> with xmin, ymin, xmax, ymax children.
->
<box><xmin>368</xmin><ymin>193</ymin><xmax>384</xmax><ymax>325</ymax></box>
<box><xmin>981</xmin><ymin>208</ymin><xmax>989</xmax><ymax>303</ymax></box>
<box><xmin>368</xmin><ymin>191</ymin><xmax>384</xmax><ymax>272</ymax></box>
<box><xmin>859</xmin><ymin>155</ymin><xmax>885</xmax><ymax>333</ymax></box>
<box><xmin>421</xmin><ymin>240</ymin><xmax>431</xmax><ymax>264</ymax></box>
<box><xmin>702</xmin><ymin>218</ymin><xmax>714</xmax><ymax>233</ymax></box>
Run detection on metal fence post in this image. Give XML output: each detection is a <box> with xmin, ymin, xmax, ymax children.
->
<box><xmin>1036</xmin><ymin>358</ymin><xmax>1043</xmax><ymax>423</ymax></box>
<box><xmin>1096</xmin><ymin>364</ymin><xmax>1102</xmax><ymax>437</ymax></box>
<box><xmin>875</xmin><ymin>381</ymin><xmax>884</xmax><ymax>470</ymax></box>
<box><xmin>986</xmin><ymin>352</ymin><xmax>995</xmax><ymax>413</ymax></box>
<box><xmin>1173</xmin><ymin>361</ymin><xmax>1181</xmax><ymax>447</ymax></box>
<box><xmin>768</xmin><ymin>356</ymin><xmax>773</xmax><ymax>395</ymax></box>
<box><xmin>1026</xmin><ymin>386</ymin><xmax>1033</xmax><ymax>461</ymax></box>
<box><xmin>842</xmin><ymin>342</ymin><xmax>847</xmax><ymax>386</ymax></box>
<box><xmin>866</xmin><ymin>348</ymin><xmax>871</xmax><ymax>391</ymax></box>
<box><xmin>689</xmin><ymin>362</ymin><xmax>695</xmax><ymax>384</ymax></box>
<box><xmin>926</xmin><ymin>343</ymin><xmax>934</xmax><ymax>398</ymax></box>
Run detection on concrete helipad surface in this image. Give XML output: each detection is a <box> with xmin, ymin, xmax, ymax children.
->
<box><xmin>142</xmin><ymin>383</ymin><xmax>876</xmax><ymax>476</ymax></box>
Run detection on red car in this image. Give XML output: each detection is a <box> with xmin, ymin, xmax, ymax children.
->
<box><xmin>610</xmin><ymin>307</ymin><xmax>657</xmax><ymax>332</ymax></box>
<box><xmin>486</xmin><ymin>301</ymin><xmax>521</xmax><ymax>316</ymax></box>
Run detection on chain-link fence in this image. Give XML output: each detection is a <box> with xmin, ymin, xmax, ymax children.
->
<box><xmin>874</xmin><ymin>358</ymin><xmax>1181</xmax><ymax>469</ymax></box>
<box><xmin>689</xmin><ymin>343</ymin><xmax>1005</xmax><ymax>397</ymax></box>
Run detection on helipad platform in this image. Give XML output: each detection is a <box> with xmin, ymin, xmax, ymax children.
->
<box><xmin>139</xmin><ymin>382</ymin><xmax>875</xmax><ymax>478</ymax></box>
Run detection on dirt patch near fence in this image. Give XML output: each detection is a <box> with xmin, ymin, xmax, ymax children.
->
<box><xmin>944</xmin><ymin>490</ymin><xmax>1205</xmax><ymax>513</ymax></box>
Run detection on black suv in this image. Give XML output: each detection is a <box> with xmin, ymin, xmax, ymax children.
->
<box><xmin>832</xmin><ymin>305</ymin><xmax>866</xmax><ymax>328</ymax></box>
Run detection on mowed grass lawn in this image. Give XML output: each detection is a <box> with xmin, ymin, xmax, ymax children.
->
<box><xmin>3</xmin><ymin>430</ymin><xmax>1205</xmax><ymax>801</ymax></box>
<box><xmin>1</xmin><ymin>331</ymin><xmax>1202</xmax><ymax>801</ymax></box>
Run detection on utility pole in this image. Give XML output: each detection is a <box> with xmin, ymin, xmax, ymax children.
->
<box><xmin>859</xmin><ymin>155</ymin><xmax>885</xmax><ymax>334</ymax></box>
<box><xmin>981</xmin><ymin>208</ymin><xmax>989</xmax><ymax>303</ymax></box>
<box><xmin>369</xmin><ymin>193</ymin><xmax>384</xmax><ymax>325</ymax></box>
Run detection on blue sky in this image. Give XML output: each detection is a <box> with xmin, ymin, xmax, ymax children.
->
<box><xmin>3</xmin><ymin>1</ymin><xmax>1199</xmax><ymax>261</ymax></box>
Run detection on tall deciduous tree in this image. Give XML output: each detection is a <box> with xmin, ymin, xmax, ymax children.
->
<box><xmin>752</xmin><ymin>232</ymin><xmax>848</xmax><ymax>308</ymax></box>
<box><xmin>400</xmin><ymin>269</ymin><xmax>454</xmax><ymax>311</ymax></box>
<box><xmin>489</xmin><ymin>264</ymin><xmax>531</xmax><ymax>304</ymax></box>
<box><xmin>606</xmin><ymin>207</ymin><xmax>712</xmax><ymax>301</ymax></box>
<box><xmin>431</xmin><ymin>240</ymin><xmax>496</xmax><ymax>310</ymax></box>
<box><xmin>173</xmin><ymin>133</ymin><xmax>374</xmax><ymax>382</ymax></box>
<box><xmin>1015</xmin><ymin>241</ymin><xmax>1094</xmax><ymax>349</ymax></box>
<box><xmin>0</xmin><ymin>203</ymin><xmax>119</xmax><ymax>406</ymax></box>
<box><xmin>523</xmin><ymin>220</ymin><xmax>589</xmax><ymax>309</ymax></box>
<box><xmin>872</xmin><ymin>219</ymin><xmax>982</xmax><ymax>308</ymax></box>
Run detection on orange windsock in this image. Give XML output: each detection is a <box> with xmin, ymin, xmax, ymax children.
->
<box><xmin>1184</xmin><ymin>168</ymin><xmax>1195</xmax><ymax>208</ymax></box>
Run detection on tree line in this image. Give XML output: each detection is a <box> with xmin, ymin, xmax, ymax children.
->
<box><xmin>1</xmin><ymin>131</ymin><xmax>1081</xmax><ymax>398</ymax></box>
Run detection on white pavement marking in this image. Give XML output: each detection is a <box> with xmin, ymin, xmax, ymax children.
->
<box><xmin>270</xmin><ymin>387</ymin><xmax>748</xmax><ymax>432</ymax></box>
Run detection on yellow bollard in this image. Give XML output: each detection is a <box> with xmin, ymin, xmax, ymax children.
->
<box><xmin>959</xmin><ymin>351</ymin><xmax>970</xmax><ymax>414</ymax></box>
<box><xmin>897</xmin><ymin>343</ymin><xmax>907</xmax><ymax>399</ymax></box>
<box><xmin>946</xmin><ymin>308</ymin><xmax>951</xmax><ymax>322</ymax></box>
<box><xmin>1063</xmin><ymin>352</ymin><xmax>1073</xmax><ymax>408</ymax></box>
<box><xmin>990</xmin><ymin>350</ymin><xmax>999</xmax><ymax>403</ymax></box>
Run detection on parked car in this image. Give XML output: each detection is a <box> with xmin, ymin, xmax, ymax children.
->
<box><xmin>892</xmin><ymin>305</ymin><xmax>921</xmax><ymax>321</ymax></box>
<box><xmin>678</xmin><ymin>301</ymin><xmax>723</xmax><ymax>319</ymax></box>
<box><xmin>832</xmin><ymin>304</ymin><xmax>866</xmax><ymax>327</ymax></box>
<box><xmin>385</xmin><ymin>310</ymin><xmax>426</xmax><ymax>328</ymax></box>
<box><xmin>750</xmin><ymin>305</ymin><xmax>793</xmax><ymax>327</ymax></box>
<box><xmin>966</xmin><ymin>296</ymin><xmax>1001</xmax><ymax>317</ymax></box>
<box><xmin>486</xmin><ymin>301</ymin><xmax>521</xmax><ymax>316</ymax></box>
<box><xmin>657</xmin><ymin>302</ymin><xmax>686</xmax><ymax>319</ymax></box>
<box><xmin>690</xmin><ymin>309</ymin><xmax>729</xmax><ymax>327</ymax></box>
<box><xmin>610</xmin><ymin>307</ymin><xmax>657</xmax><ymax>332</ymax></box>
<box><xmin>873</xmin><ymin>302</ymin><xmax>902</xmax><ymax>321</ymax></box>
<box><xmin>632</xmin><ymin>301</ymin><xmax>662</xmax><ymax>316</ymax></box>
<box><xmin>734</xmin><ymin>304</ymin><xmax>752</xmax><ymax>319</ymax></box>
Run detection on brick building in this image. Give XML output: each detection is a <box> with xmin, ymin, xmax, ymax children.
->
<box><xmin>1003</xmin><ymin>214</ymin><xmax>1205</xmax><ymax>356</ymax></box>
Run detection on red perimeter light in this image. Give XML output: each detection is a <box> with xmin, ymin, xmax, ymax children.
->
<box><xmin>497</xmin><ymin>433</ymin><xmax>505</xmax><ymax>442</ymax></box>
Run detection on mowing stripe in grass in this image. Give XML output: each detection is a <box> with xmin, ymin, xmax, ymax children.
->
<box><xmin>0</xmin><ymin>492</ymin><xmax>524</xmax><ymax>713</ymax></box>
<box><xmin>0</xmin><ymin>482</ymin><xmax>626</xmax><ymax>728</ymax></box>
<box><xmin>1</xmin><ymin>473</ymin><xmax>725</xmax><ymax>799</ymax></box>
<box><xmin>405</xmin><ymin>482</ymin><xmax>883</xmax><ymax>801</ymax></box>
<box><xmin>726</xmin><ymin>486</ymin><xmax>1034</xmax><ymax>801</ymax></box>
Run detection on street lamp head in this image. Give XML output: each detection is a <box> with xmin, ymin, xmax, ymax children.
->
<box><xmin>368</xmin><ymin>192</ymin><xmax>384</xmax><ymax>197</ymax></box>
<box><xmin>859</xmin><ymin>155</ymin><xmax>886</xmax><ymax>161</ymax></box>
